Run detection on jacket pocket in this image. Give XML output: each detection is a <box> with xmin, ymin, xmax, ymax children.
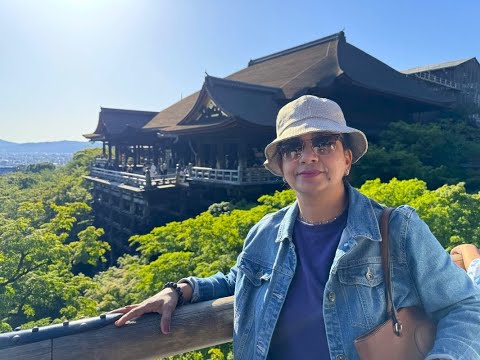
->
<box><xmin>234</xmin><ymin>255</ymin><xmax>273</xmax><ymax>354</ymax></box>
<box><xmin>238</xmin><ymin>256</ymin><xmax>272</xmax><ymax>287</ymax></box>
<box><xmin>337</xmin><ymin>262</ymin><xmax>386</xmax><ymax>329</ymax></box>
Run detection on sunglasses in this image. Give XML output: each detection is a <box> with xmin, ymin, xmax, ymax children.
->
<box><xmin>277</xmin><ymin>134</ymin><xmax>342</xmax><ymax>162</ymax></box>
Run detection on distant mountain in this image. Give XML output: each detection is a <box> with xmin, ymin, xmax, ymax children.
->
<box><xmin>0</xmin><ymin>140</ymin><xmax>101</xmax><ymax>153</ymax></box>
<box><xmin>0</xmin><ymin>139</ymin><xmax>17</xmax><ymax>148</ymax></box>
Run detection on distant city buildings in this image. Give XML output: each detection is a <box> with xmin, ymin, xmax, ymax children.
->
<box><xmin>0</xmin><ymin>152</ymin><xmax>73</xmax><ymax>174</ymax></box>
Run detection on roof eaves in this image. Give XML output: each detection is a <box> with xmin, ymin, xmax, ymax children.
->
<box><xmin>341</xmin><ymin>73</ymin><xmax>452</xmax><ymax>108</ymax></box>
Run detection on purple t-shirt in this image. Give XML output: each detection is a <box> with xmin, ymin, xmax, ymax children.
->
<box><xmin>268</xmin><ymin>209</ymin><xmax>347</xmax><ymax>359</ymax></box>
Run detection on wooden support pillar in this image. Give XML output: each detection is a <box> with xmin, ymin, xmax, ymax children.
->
<box><xmin>114</xmin><ymin>145</ymin><xmax>119</xmax><ymax>167</ymax></box>
<box><xmin>198</xmin><ymin>144</ymin><xmax>207</xmax><ymax>167</ymax></box>
<box><xmin>153</xmin><ymin>144</ymin><xmax>159</xmax><ymax>166</ymax></box>
<box><xmin>238</xmin><ymin>142</ymin><xmax>247</xmax><ymax>170</ymax></box>
<box><xmin>102</xmin><ymin>142</ymin><xmax>106</xmax><ymax>157</ymax></box>
<box><xmin>108</xmin><ymin>143</ymin><xmax>112</xmax><ymax>161</ymax></box>
<box><xmin>216</xmin><ymin>143</ymin><xmax>225</xmax><ymax>169</ymax></box>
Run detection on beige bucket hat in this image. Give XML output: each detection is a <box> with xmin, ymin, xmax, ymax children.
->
<box><xmin>264</xmin><ymin>95</ymin><xmax>368</xmax><ymax>176</ymax></box>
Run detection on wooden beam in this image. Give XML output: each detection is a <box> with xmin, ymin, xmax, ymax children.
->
<box><xmin>1</xmin><ymin>296</ymin><xmax>234</xmax><ymax>360</ymax></box>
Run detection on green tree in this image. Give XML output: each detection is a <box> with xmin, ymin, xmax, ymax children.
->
<box><xmin>0</xmin><ymin>148</ymin><xmax>107</xmax><ymax>331</ymax></box>
<box><xmin>359</xmin><ymin>178</ymin><xmax>480</xmax><ymax>249</ymax></box>
<box><xmin>352</xmin><ymin>119</ymin><xmax>480</xmax><ymax>191</ymax></box>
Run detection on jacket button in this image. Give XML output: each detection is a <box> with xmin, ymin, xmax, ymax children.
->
<box><xmin>365</xmin><ymin>268</ymin><xmax>374</xmax><ymax>281</ymax></box>
<box><xmin>328</xmin><ymin>291</ymin><xmax>336</xmax><ymax>303</ymax></box>
<box><xmin>336</xmin><ymin>354</ymin><xmax>346</xmax><ymax>360</ymax></box>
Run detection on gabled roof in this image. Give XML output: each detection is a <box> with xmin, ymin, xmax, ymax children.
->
<box><xmin>151</xmin><ymin>76</ymin><xmax>284</xmax><ymax>134</ymax></box>
<box><xmin>144</xmin><ymin>31</ymin><xmax>451</xmax><ymax>134</ymax></box>
<box><xmin>227</xmin><ymin>32</ymin><xmax>342</xmax><ymax>98</ymax></box>
<box><xmin>144</xmin><ymin>33</ymin><xmax>344</xmax><ymax>131</ymax></box>
<box><xmin>401</xmin><ymin>57</ymin><xmax>477</xmax><ymax>74</ymax></box>
<box><xmin>86</xmin><ymin>32</ymin><xmax>457</xmax><ymax>141</ymax></box>
<box><xmin>204</xmin><ymin>76</ymin><xmax>285</xmax><ymax>127</ymax></box>
<box><xmin>338</xmin><ymin>42</ymin><xmax>451</xmax><ymax>105</ymax></box>
<box><xmin>84</xmin><ymin>108</ymin><xmax>158</xmax><ymax>140</ymax></box>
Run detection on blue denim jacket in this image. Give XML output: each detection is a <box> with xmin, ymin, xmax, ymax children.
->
<box><xmin>185</xmin><ymin>186</ymin><xmax>480</xmax><ymax>360</ymax></box>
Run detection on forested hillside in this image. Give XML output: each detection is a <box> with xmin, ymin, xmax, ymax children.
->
<box><xmin>0</xmin><ymin>148</ymin><xmax>108</xmax><ymax>332</ymax></box>
<box><xmin>1</xmin><ymin>118</ymin><xmax>480</xmax><ymax>359</ymax></box>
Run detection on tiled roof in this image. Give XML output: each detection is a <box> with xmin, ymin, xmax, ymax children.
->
<box><xmin>84</xmin><ymin>108</ymin><xmax>158</xmax><ymax>139</ymax></box>
<box><xmin>401</xmin><ymin>58</ymin><xmax>475</xmax><ymax>74</ymax></box>
<box><xmin>143</xmin><ymin>31</ymin><xmax>451</xmax><ymax>134</ymax></box>
<box><xmin>338</xmin><ymin>42</ymin><xmax>451</xmax><ymax>105</ymax></box>
<box><xmin>87</xmin><ymin>32</ymin><xmax>455</xmax><ymax>140</ymax></box>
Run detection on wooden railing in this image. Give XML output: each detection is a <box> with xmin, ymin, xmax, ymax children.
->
<box><xmin>0</xmin><ymin>297</ymin><xmax>234</xmax><ymax>360</ymax></box>
<box><xmin>87</xmin><ymin>166</ymin><xmax>281</xmax><ymax>190</ymax></box>
<box><xmin>189</xmin><ymin>166</ymin><xmax>281</xmax><ymax>185</ymax></box>
<box><xmin>89</xmin><ymin>167</ymin><xmax>177</xmax><ymax>188</ymax></box>
<box><xmin>189</xmin><ymin>167</ymin><xmax>239</xmax><ymax>184</ymax></box>
<box><xmin>240</xmin><ymin>168</ymin><xmax>282</xmax><ymax>184</ymax></box>
<box><xmin>414</xmin><ymin>72</ymin><xmax>461</xmax><ymax>90</ymax></box>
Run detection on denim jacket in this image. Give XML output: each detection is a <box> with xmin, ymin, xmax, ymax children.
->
<box><xmin>184</xmin><ymin>185</ymin><xmax>480</xmax><ymax>360</ymax></box>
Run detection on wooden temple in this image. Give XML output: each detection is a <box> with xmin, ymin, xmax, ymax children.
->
<box><xmin>83</xmin><ymin>31</ymin><xmax>460</xmax><ymax>258</ymax></box>
<box><xmin>402</xmin><ymin>57</ymin><xmax>480</xmax><ymax>122</ymax></box>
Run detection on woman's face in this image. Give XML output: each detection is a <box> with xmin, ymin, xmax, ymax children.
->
<box><xmin>278</xmin><ymin>133</ymin><xmax>352</xmax><ymax>199</ymax></box>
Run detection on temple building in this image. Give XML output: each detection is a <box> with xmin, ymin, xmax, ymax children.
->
<box><xmin>402</xmin><ymin>57</ymin><xmax>480</xmax><ymax>123</ymax></box>
<box><xmin>84</xmin><ymin>31</ymin><xmax>478</xmax><ymax>259</ymax></box>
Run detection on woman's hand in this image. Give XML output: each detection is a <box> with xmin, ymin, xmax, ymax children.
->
<box><xmin>451</xmin><ymin>244</ymin><xmax>480</xmax><ymax>271</ymax></box>
<box><xmin>111</xmin><ymin>283</ymin><xmax>192</xmax><ymax>334</ymax></box>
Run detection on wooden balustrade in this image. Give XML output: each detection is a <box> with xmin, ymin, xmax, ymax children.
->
<box><xmin>0</xmin><ymin>297</ymin><xmax>234</xmax><ymax>360</ymax></box>
<box><xmin>90</xmin><ymin>167</ymin><xmax>177</xmax><ymax>188</ymax></box>
<box><xmin>189</xmin><ymin>166</ymin><xmax>281</xmax><ymax>185</ymax></box>
<box><xmin>88</xmin><ymin>166</ymin><xmax>281</xmax><ymax>189</ymax></box>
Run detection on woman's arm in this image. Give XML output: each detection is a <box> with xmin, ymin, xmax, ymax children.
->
<box><xmin>111</xmin><ymin>256</ymin><xmax>240</xmax><ymax>333</ymax></box>
<box><xmin>395</xmin><ymin>208</ymin><xmax>480</xmax><ymax>360</ymax></box>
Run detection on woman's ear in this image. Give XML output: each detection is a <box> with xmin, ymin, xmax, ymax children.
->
<box><xmin>344</xmin><ymin>149</ymin><xmax>353</xmax><ymax>172</ymax></box>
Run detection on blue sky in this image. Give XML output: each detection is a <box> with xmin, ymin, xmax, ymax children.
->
<box><xmin>0</xmin><ymin>0</ymin><xmax>478</xmax><ymax>143</ymax></box>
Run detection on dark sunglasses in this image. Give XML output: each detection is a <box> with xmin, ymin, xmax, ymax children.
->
<box><xmin>277</xmin><ymin>134</ymin><xmax>342</xmax><ymax>161</ymax></box>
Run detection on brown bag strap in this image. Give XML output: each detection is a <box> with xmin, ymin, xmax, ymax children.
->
<box><xmin>380</xmin><ymin>207</ymin><xmax>403</xmax><ymax>335</ymax></box>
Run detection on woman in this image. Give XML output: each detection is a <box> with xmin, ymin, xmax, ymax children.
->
<box><xmin>114</xmin><ymin>96</ymin><xmax>480</xmax><ymax>359</ymax></box>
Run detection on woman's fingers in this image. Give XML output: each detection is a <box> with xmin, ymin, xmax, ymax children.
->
<box><xmin>112</xmin><ymin>289</ymin><xmax>179</xmax><ymax>329</ymax></box>
<box><xmin>160</xmin><ymin>304</ymin><xmax>175</xmax><ymax>334</ymax></box>
<box><xmin>108</xmin><ymin>304</ymin><xmax>139</xmax><ymax>315</ymax></box>
<box><xmin>115</xmin><ymin>304</ymin><xmax>151</xmax><ymax>327</ymax></box>
<box><xmin>451</xmin><ymin>253</ymin><xmax>465</xmax><ymax>270</ymax></box>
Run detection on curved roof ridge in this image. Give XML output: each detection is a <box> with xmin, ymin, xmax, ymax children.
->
<box><xmin>248</xmin><ymin>32</ymin><xmax>344</xmax><ymax>67</ymax></box>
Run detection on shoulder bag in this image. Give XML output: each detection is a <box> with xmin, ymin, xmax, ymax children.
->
<box><xmin>354</xmin><ymin>208</ymin><xmax>436</xmax><ymax>360</ymax></box>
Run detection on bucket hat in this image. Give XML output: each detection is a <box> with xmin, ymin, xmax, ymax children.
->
<box><xmin>264</xmin><ymin>95</ymin><xmax>368</xmax><ymax>176</ymax></box>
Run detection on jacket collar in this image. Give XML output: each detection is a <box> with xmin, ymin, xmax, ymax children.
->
<box><xmin>275</xmin><ymin>184</ymin><xmax>382</xmax><ymax>243</ymax></box>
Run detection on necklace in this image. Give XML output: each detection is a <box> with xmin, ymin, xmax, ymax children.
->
<box><xmin>297</xmin><ymin>204</ymin><xmax>347</xmax><ymax>225</ymax></box>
